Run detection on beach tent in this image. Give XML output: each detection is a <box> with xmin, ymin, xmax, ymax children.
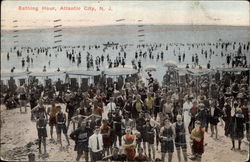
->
<box><xmin>174</xmin><ymin>65</ymin><xmax>188</xmax><ymax>76</ymax></box>
<box><xmin>94</xmin><ymin>75</ymin><xmax>100</xmax><ymax>85</ymax></box>
<box><xmin>8</xmin><ymin>77</ymin><xmax>17</xmax><ymax>92</ymax></box>
<box><xmin>177</xmin><ymin>65</ymin><xmax>214</xmax><ymax>76</ymax></box>
<box><xmin>29</xmin><ymin>71</ymin><xmax>65</xmax><ymax>77</ymax></box>
<box><xmin>1</xmin><ymin>69</ymin><xmax>29</xmax><ymax>78</ymax></box>
<box><xmin>28</xmin><ymin>68</ymin><xmax>65</xmax><ymax>85</ymax></box>
<box><xmin>164</xmin><ymin>60</ymin><xmax>177</xmax><ymax>68</ymax></box>
<box><xmin>130</xmin><ymin>73</ymin><xmax>139</xmax><ymax>83</ymax></box>
<box><xmin>116</xmin><ymin>76</ymin><xmax>124</xmax><ymax>90</ymax></box>
<box><xmin>174</xmin><ymin>66</ymin><xmax>188</xmax><ymax>84</ymax></box>
<box><xmin>1</xmin><ymin>72</ymin><xmax>29</xmax><ymax>78</ymax></box>
<box><xmin>28</xmin><ymin>69</ymin><xmax>65</xmax><ymax>84</ymax></box>
<box><xmin>0</xmin><ymin>80</ymin><xmax>8</xmax><ymax>93</ymax></box>
<box><xmin>29</xmin><ymin>68</ymin><xmax>65</xmax><ymax>77</ymax></box>
<box><xmin>145</xmin><ymin>65</ymin><xmax>157</xmax><ymax>72</ymax></box>
<box><xmin>187</xmin><ymin>68</ymin><xmax>213</xmax><ymax>76</ymax></box>
<box><xmin>1</xmin><ymin>69</ymin><xmax>30</xmax><ymax>86</ymax></box>
<box><xmin>107</xmin><ymin>77</ymin><xmax>113</xmax><ymax>86</ymax></box>
<box><xmin>177</xmin><ymin>65</ymin><xmax>217</xmax><ymax>98</ymax></box>
<box><xmin>80</xmin><ymin>78</ymin><xmax>89</xmax><ymax>92</ymax></box>
<box><xmin>0</xmin><ymin>80</ymin><xmax>4</xmax><ymax>87</ymax></box>
<box><xmin>215</xmin><ymin>67</ymin><xmax>250</xmax><ymax>73</ymax></box>
<box><xmin>19</xmin><ymin>78</ymin><xmax>26</xmax><ymax>86</ymax></box>
<box><xmin>45</xmin><ymin>78</ymin><xmax>52</xmax><ymax>88</ymax></box>
<box><xmin>216</xmin><ymin>67</ymin><xmax>250</xmax><ymax>84</ymax></box>
<box><xmin>104</xmin><ymin>66</ymin><xmax>138</xmax><ymax>76</ymax></box>
<box><xmin>70</xmin><ymin>78</ymin><xmax>79</xmax><ymax>91</ymax></box>
<box><xmin>66</xmin><ymin>69</ymin><xmax>102</xmax><ymax>86</ymax></box>
<box><xmin>66</xmin><ymin>70</ymin><xmax>102</xmax><ymax>76</ymax></box>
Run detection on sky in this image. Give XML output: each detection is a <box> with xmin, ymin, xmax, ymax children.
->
<box><xmin>1</xmin><ymin>1</ymin><xmax>249</xmax><ymax>30</ymax></box>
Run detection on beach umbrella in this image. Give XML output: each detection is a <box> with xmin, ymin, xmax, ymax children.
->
<box><xmin>164</xmin><ymin>60</ymin><xmax>177</xmax><ymax>68</ymax></box>
<box><xmin>145</xmin><ymin>65</ymin><xmax>157</xmax><ymax>72</ymax></box>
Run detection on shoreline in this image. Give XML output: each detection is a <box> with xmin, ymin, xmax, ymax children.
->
<box><xmin>1</xmin><ymin>24</ymin><xmax>250</xmax><ymax>32</ymax></box>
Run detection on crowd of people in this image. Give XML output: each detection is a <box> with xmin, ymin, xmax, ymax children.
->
<box><xmin>4</xmin><ymin>41</ymin><xmax>249</xmax><ymax>76</ymax></box>
<box><xmin>1</xmin><ymin>61</ymin><xmax>249</xmax><ymax>162</ymax></box>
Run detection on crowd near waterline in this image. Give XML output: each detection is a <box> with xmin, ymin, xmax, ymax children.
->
<box><xmin>1</xmin><ymin>40</ymin><xmax>250</xmax><ymax>162</ymax></box>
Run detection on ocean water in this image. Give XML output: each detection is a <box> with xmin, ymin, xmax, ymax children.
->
<box><xmin>1</xmin><ymin>25</ymin><xmax>250</xmax><ymax>83</ymax></box>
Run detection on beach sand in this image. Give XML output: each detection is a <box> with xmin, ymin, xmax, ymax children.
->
<box><xmin>1</xmin><ymin>25</ymin><xmax>249</xmax><ymax>161</ymax></box>
<box><xmin>0</xmin><ymin>103</ymin><xmax>248</xmax><ymax>162</ymax></box>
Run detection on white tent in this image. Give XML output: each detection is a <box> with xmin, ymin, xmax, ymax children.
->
<box><xmin>1</xmin><ymin>69</ymin><xmax>29</xmax><ymax>78</ymax></box>
<box><xmin>145</xmin><ymin>65</ymin><xmax>157</xmax><ymax>72</ymax></box>
<box><xmin>104</xmin><ymin>67</ymin><xmax>138</xmax><ymax>76</ymax></box>
<box><xmin>164</xmin><ymin>60</ymin><xmax>177</xmax><ymax>68</ymax></box>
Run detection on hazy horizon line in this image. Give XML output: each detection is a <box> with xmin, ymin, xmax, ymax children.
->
<box><xmin>2</xmin><ymin>23</ymin><xmax>249</xmax><ymax>31</ymax></box>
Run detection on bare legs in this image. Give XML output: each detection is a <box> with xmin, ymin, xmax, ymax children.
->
<box><xmin>210</xmin><ymin>124</ymin><xmax>218</xmax><ymax>139</ymax></box>
<box><xmin>50</xmin><ymin>125</ymin><xmax>55</xmax><ymax>139</ymax></box>
<box><xmin>162</xmin><ymin>152</ymin><xmax>173</xmax><ymax>162</ymax></box>
<box><xmin>38</xmin><ymin>137</ymin><xmax>47</xmax><ymax>154</ymax></box>
<box><xmin>147</xmin><ymin>143</ymin><xmax>155</xmax><ymax>160</ymax></box>
<box><xmin>104</xmin><ymin>147</ymin><xmax>111</xmax><ymax>157</ymax></box>
<box><xmin>143</xmin><ymin>142</ymin><xmax>146</xmax><ymax>156</ymax></box>
<box><xmin>57</xmin><ymin>133</ymin><xmax>70</xmax><ymax>148</ymax></box>
<box><xmin>76</xmin><ymin>151</ymin><xmax>88</xmax><ymax>161</ymax></box>
<box><xmin>65</xmin><ymin>133</ymin><xmax>70</xmax><ymax>146</ymax></box>
<box><xmin>168</xmin><ymin>153</ymin><xmax>173</xmax><ymax>162</ymax></box>
<box><xmin>162</xmin><ymin>153</ymin><xmax>166</xmax><ymax>162</ymax></box>
<box><xmin>57</xmin><ymin>133</ymin><xmax>62</xmax><ymax>147</ymax></box>
<box><xmin>177</xmin><ymin>148</ymin><xmax>188</xmax><ymax>162</ymax></box>
<box><xmin>20</xmin><ymin>101</ymin><xmax>27</xmax><ymax>113</ymax></box>
<box><xmin>231</xmin><ymin>139</ymin><xmax>235</xmax><ymax>150</ymax></box>
<box><xmin>67</xmin><ymin>120</ymin><xmax>75</xmax><ymax>131</ymax></box>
